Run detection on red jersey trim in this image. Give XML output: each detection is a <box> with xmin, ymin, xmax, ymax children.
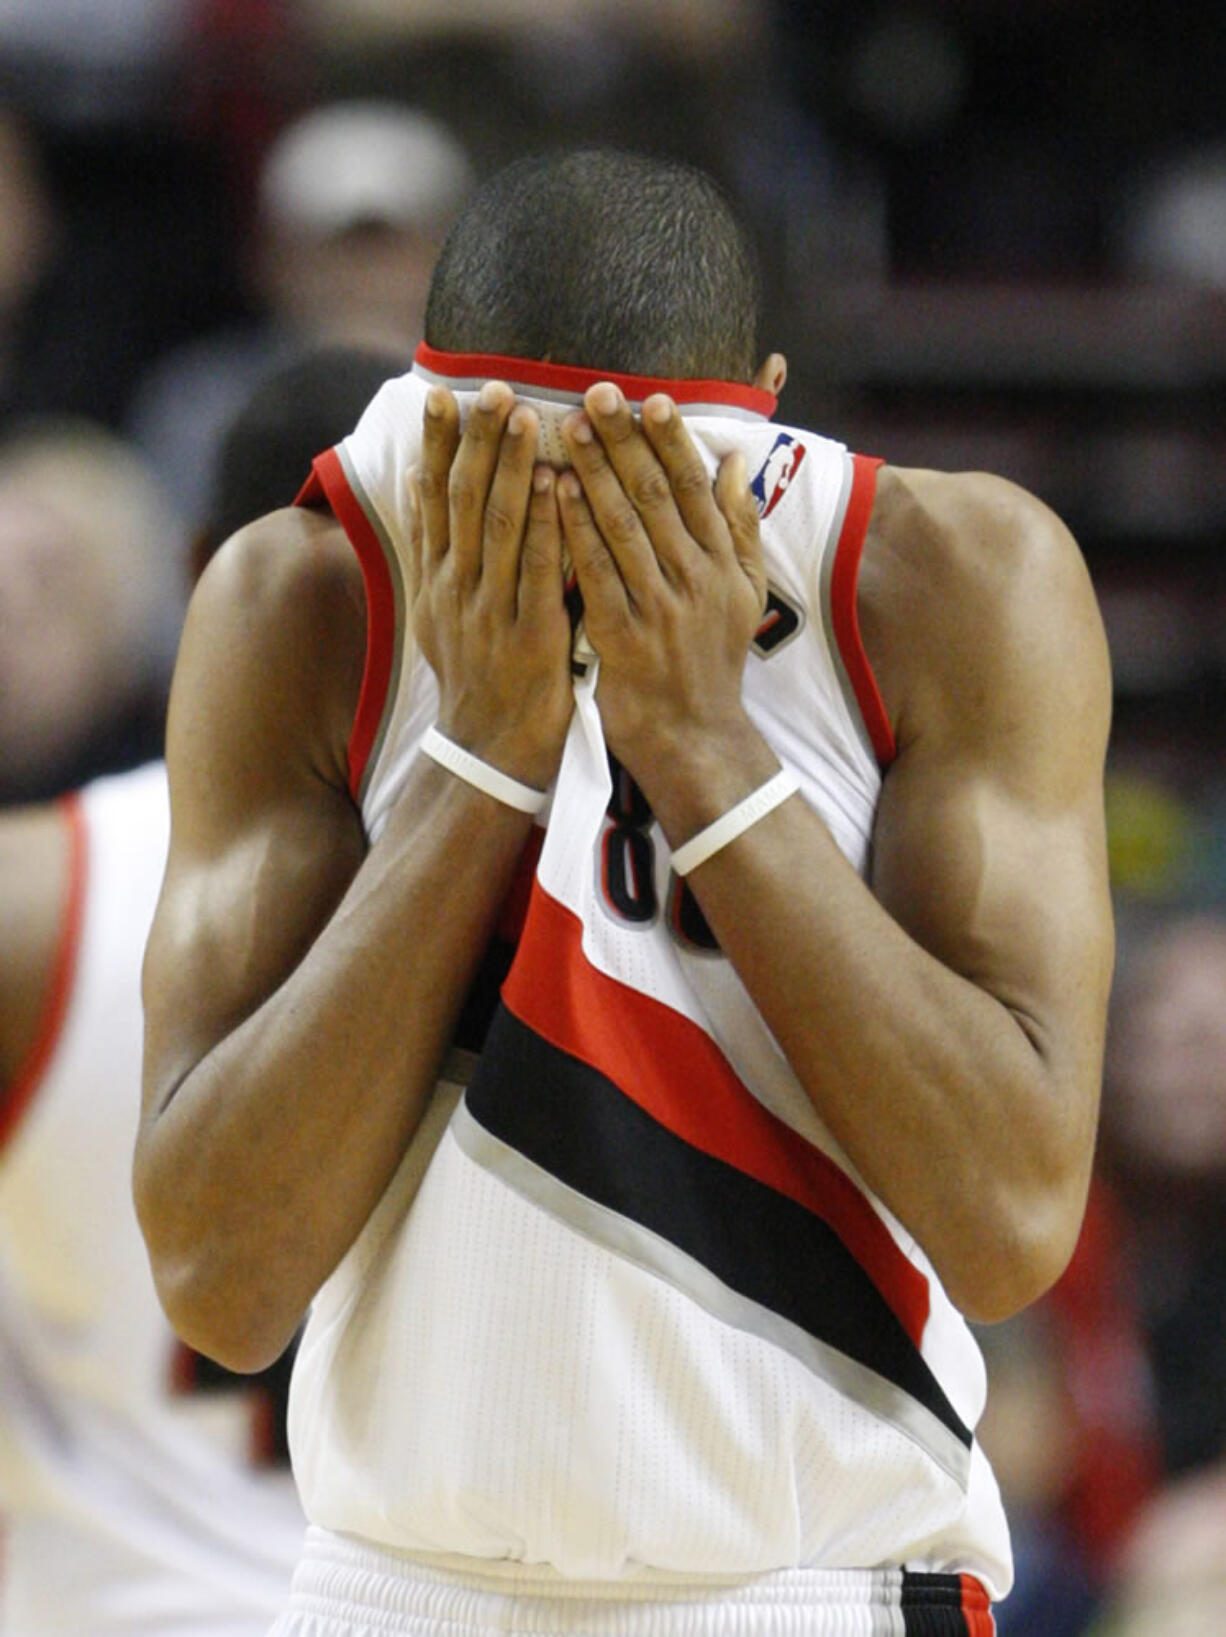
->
<box><xmin>0</xmin><ymin>794</ymin><xmax>87</xmax><ymax>1152</ymax></box>
<box><xmin>502</xmin><ymin>878</ymin><xmax>931</xmax><ymax>1347</ymax></box>
<box><xmin>414</xmin><ymin>341</ymin><xmax>778</xmax><ymax>419</ymax></box>
<box><xmin>829</xmin><ymin>454</ymin><xmax>896</xmax><ymax>768</ymax></box>
<box><xmin>960</xmin><ymin>1574</ymin><xmax>996</xmax><ymax>1635</ymax></box>
<box><xmin>305</xmin><ymin>446</ymin><xmax>398</xmax><ymax>802</ymax></box>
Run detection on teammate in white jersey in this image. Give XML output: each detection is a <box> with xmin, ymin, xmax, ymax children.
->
<box><xmin>137</xmin><ymin>150</ymin><xmax>1115</xmax><ymax>1636</ymax></box>
<box><xmin>0</xmin><ymin>345</ymin><xmax>408</xmax><ymax>1635</ymax></box>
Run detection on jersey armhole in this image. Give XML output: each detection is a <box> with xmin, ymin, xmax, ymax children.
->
<box><xmin>298</xmin><ymin>448</ymin><xmax>398</xmax><ymax>803</ymax></box>
<box><xmin>829</xmin><ymin>454</ymin><xmax>897</xmax><ymax>769</ymax></box>
<box><xmin>0</xmin><ymin>794</ymin><xmax>87</xmax><ymax>1152</ymax></box>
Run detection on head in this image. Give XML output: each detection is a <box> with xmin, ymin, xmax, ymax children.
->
<box><xmin>425</xmin><ymin>148</ymin><xmax>777</xmax><ymax>387</ymax></box>
<box><xmin>0</xmin><ymin>420</ymin><xmax>184</xmax><ymax>797</ymax></box>
<box><xmin>255</xmin><ymin>102</ymin><xmax>474</xmax><ymax>351</ymax></box>
<box><xmin>193</xmin><ymin>341</ymin><xmax>413</xmax><ymax>580</ymax></box>
<box><xmin>1102</xmin><ymin>914</ymin><xmax>1226</xmax><ymax>1197</ymax></box>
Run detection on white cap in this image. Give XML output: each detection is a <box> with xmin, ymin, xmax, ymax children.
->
<box><xmin>259</xmin><ymin>101</ymin><xmax>474</xmax><ymax>238</ymax></box>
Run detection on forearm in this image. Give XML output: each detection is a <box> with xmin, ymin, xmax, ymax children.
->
<box><xmin>136</xmin><ymin>767</ymin><xmax>535</xmax><ymax>1371</ymax></box>
<box><xmin>650</xmin><ymin>749</ymin><xmax>1096</xmax><ymax>1321</ymax></box>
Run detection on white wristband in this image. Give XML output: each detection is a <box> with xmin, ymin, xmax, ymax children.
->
<box><xmin>670</xmin><ymin>768</ymin><xmax>799</xmax><ymax>877</ymax></box>
<box><xmin>420</xmin><ymin>726</ymin><xmax>548</xmax><ymax>815</ymax></box>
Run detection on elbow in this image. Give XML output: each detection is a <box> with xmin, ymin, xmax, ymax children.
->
<box><xmin>153</xmin><ymin>1260</ymin><xmax>297</xmax><ymax>1375</ymax></box>
<box><xmin>950</xmin><ymin>1247</ymin><xmax>1068</xmax><ymax>1327</ymax></box>
<box><xmin>937</xmin><ymin>1181</ymin><xmax>1087</xmax><ymax>1326</ymax></box>
<box><xmin>134</xmin><ymin>1172</ymin><xmax>301</xmax><ymax>1375</ymax></box>
<box><xmin>934</xmin><ymin>1056</ymin><xmax>1098</xmax><ymax>1324</ymax></box>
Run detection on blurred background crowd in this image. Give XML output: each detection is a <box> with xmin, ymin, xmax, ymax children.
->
<box><xmin>1</xmin><ymin>2</ymin><xmax>1225</xmax><ymax>1632</ymax></box>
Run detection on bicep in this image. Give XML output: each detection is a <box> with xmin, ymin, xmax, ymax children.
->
<box><xmin>142</xmin><ymin>518</ymin><xmax>367</xmax><ymax>1113</ymax></box>
<box><xmin>871</xmin><ymin>749</ymin><xmax>1113</xmax><ymax>1089</ymax></box>
<box><xmin>143</xmin><ymin>784</ymin><xmax>365</xmax><ymax>1111</ymax></box>
<box><xmin>866</xmin><ymin>475</ymin><xmax>1116</xmax><ymax>1094</ymax></box>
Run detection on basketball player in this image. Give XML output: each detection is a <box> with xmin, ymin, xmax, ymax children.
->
<box><xmin>0</xmin><ymin>346</ymin><xmax>408</xmax><ymax>1634</ymax></box>
<box><xmin>137</xmin><ymin>151</ymin><xmax>1115</xmax><ymax>1635</ymax></box>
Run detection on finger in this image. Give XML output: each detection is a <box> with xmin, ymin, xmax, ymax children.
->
<box><xmin>557</xmin><ymin>467</ymin><xmax>631</xmax><ymax>623</ymax></box>
<box><xmin>480</xmin><ymin>402</ymin><xmax>540</xmax><ymax>607</ymax></box>
<box><xmin>561</xmin><ymin>400</ymin><xmax>659</xmax><ymax>601</ymax></box>
<box><xmin>584</xmin><ymin>382</ymin><xmax>701</xmax><ymax>585</ymax></box>
<box><xmin>585</xmin><ymin>383</ymin><xmax>681</xmax><ymax>528</ymax></box>
<box><xmin>449</xmin><ymin>380</ymin><xmax>515</xmax><ymax>585</ymax></box>
<box><xmin>714</xmin><ymin>449</ymin><xmax>767</xmax><ymax>613</ymax></box>
<box><xmin>419</xmin><ymin>387</ymin><xmax>460</xmax><ymax>566</ymax></box>
<box><xmin>405</xmin><ymin>473</ymin><xmax>424</xmax><ymax>605</ymax></box>
<box><xmin>640</xmin><ymin>394</ymin><xmax>728</xmax><ymax>559</ymax></box>
<box><xmin>517</xmin><ymin>463</ymin><xmax>564</xmax><ymax>619</ymax></box>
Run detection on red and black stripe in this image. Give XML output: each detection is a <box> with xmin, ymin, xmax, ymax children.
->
<box><xmin>466</xmin><ymin>1003</ymin><xmax>969</xmax><ymax>1448</ymax></box>
<box><xmin>464</xmin><ymin>881</ymin><xmax>972</xmax><ymax>1452</ymax></box>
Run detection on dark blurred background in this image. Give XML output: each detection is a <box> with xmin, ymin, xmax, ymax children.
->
<box><xmin>1</xmin><ymin>4</ymin><xmax>1224</xmax><ymax>1630</ymax></box>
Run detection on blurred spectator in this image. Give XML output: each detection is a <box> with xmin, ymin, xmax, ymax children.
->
<box><xmin>1099</xmin><ymin>915</ymin><xmax>1226</xmax><ymax>1480</ymax></box>
<box><xmin>127</xmin><ymin>99</ymin><xmax>472</xmax><ymax>531</ymax></box>
<box><xmin>0</xmin><ymin>419</ymin><xmax>185</xmax><ymax>805</ymax></box>
<box><xmin>192</xmin><ymin>339</ymin><xmax>410</xmax><ymax>577</ymax></box>
<box><xmin>983</xmin><ymin>684</ymin><xmax>1226</xmax><ymax>1637</ymax></box>
<box><xmin>1086</xmin><ymin>1460</ymin><xmax>1226</xmax><ymax>1635</ymax></box>
<box><xmin>1116</xmin><ymin>143</ymin><xmax>1226</xmax><ymax>290</ymax></box>
<box><xmin>255</xmin><ymin>100</ymin><xmax>472</xmax><ymax>351</ymax></box>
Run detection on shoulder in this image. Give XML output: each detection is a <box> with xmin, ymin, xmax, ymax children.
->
<box><xmin>865</xmin><ymin>465</ymin><xmax>1088</xmax><ymax>614</ymax></box>
<box><xmin>175</xmin><ymin>506</ymin><xmax>366</xmax><ymax>791</ymax></box>
<box><xmin>193</xmin><ymin>504</ymin><xmax>365</xmax><ymax>645</ymax></box>
<box><xmin>859</xmin><ymin>465</ymin><xmax>1111</xmax><ymax>760</ymax></box>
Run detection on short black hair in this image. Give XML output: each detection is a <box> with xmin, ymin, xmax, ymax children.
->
<box><xmin>424</xmin><ymin>149</ymin><xmax>761</xmax><ymax>382</ymax></box>
<box><xmin>195</xmin><ymin>342</ymin><xmax>411</xmax><ymax>577</ymax></box>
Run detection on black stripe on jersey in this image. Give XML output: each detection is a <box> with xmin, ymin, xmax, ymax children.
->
<box><xmin>465</xmin><ymin>1003</ymin><xmax>972</xmax><ymax>1451</ymax></box>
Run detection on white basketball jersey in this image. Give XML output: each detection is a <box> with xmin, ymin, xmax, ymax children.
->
<box><xmin>289</xmin><ymin>347</ymin><xmax>1013</xmax><ymax>1599</ymax></box>
<box><xmin>0</xmin><ymin>761</ymin><xmax>304</xmax><ymax>1635</ymax></box>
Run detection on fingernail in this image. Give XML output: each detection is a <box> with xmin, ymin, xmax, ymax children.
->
<box><xmin>508</xmin><ymin>405</ymin><xmax>532</xmax><ymax>437</ymax></box>
<box><xmin>588</xmin><ymin>382</ymin><xmax>620</xmax><ymax>417</ymax></box>
<box><xmin>558</xmin><ymin>472</ymin><xmax>582</xmax><ymax>500</ymax></box>
<box><xmin>532</xmin><ymin>464</ymin><xmax>553</xmax><ymax>493</ymax></box>
<box><xmin>644</xmin><ymin>394</ymin><xmax>673</xmax><ymax>425</ymax></box>
<box><xmin>478</xmin><ymin>380</ymin><xmax>507</xmax><ymax>410</ymax></box>
<box><xmin>425</xmin><ymin>388</ymin><xmax>446</xmax><ymax>418</ymax></box>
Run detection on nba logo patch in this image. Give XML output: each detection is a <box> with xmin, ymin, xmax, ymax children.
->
<box><xmin>751</xmin><ymin>432</ymin><xmax>806</xmax><ymax>518</ymax></box>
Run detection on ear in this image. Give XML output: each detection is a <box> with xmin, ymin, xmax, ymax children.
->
<box><xmin>753</xmin><ymin>352</ymin><xmax>787</xmax><ymax>396</ymax></box>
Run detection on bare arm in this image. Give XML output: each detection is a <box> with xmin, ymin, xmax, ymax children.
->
<box><xmin>560</xmin><ymin>390</ymin><xmax>1114</xmax><ymax>1323</ymax></box>
<box><xmin>137</xmin><ymin>391</ymin><xmax>572</xmax><ymax>1372</ymax></box>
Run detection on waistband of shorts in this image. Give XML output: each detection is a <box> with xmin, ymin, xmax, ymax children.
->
<box><xmin>285</xmin><ymin>1526</ymin><xmax>995</xmax><ymax>1635</ymax></box>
